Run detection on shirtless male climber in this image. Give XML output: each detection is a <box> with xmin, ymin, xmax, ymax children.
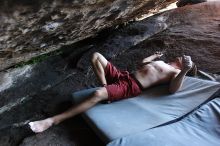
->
<box><xmin>29</xmin><ymin>52</ymin><xmax>197</xmax><ymax>133</ymax></box>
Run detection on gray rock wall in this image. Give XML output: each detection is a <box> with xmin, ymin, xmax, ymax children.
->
<box><xmin>0</xmin><ymin>0</ymin><xmax>175</xmax><ymax>71</ymax></box>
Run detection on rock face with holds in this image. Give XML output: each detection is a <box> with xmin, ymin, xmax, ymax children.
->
<box><xmin>0</xmin><ymin>0</ymin><xmax>175</xmax><ymax>71</ymax></box>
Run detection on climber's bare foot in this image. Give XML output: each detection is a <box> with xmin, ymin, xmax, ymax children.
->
<box><xmin>29</xmin><ymin>118</ymin><xmax>54</xmax><ymax>133</ymax></box>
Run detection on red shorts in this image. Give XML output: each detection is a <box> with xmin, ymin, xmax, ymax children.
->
<box><xmin>104</xmin><ymin>62</ymin><xmax>142</xmax><ymax>102</ymax></box>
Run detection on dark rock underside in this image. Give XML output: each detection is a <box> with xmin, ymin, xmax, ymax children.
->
<box><xmin>0</xmin><ymin>0</ymin><xmax>175</xmax><ymax>71</ymax></box>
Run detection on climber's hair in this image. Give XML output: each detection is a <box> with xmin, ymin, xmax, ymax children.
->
<box><xmin>186</xmin><ymin>62</ymin><xmax>198</xmax><ymax>77</ymax></box>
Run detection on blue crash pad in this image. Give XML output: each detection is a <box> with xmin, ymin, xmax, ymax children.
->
<box><xmin>72</xmin><ymin>77</ymin><xmax>220</xmax><ymax>143</ymax></box>
<box><xmin>108</xmin><ymin>97</ymin><xmax>220</xmax><ymax>146</ymax></box>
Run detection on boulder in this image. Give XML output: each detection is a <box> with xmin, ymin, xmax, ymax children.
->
<box><xmin>0</xmin><ymin>1</ymin><xmax>220</xmax><ymax>146</ymax></box>
<box><xmin>0</xmin><ymin>0</ymin><xmax>175</xmax><ymax>71</ymax></box>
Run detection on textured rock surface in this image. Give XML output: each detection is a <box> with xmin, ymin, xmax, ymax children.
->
<box><xmin>0</xmin><ymin>0</ymin><xmax>175</xmax><ymax>71</ymax></box>
<box><xmin>148</xmin><ymin>1</ymin><xmax>220</xmax><ymax>73</ymax></box>
<box><xmin>0</xmin><ymin>1</ymin><xmax>220</xmax><ymax>146</ymax></box>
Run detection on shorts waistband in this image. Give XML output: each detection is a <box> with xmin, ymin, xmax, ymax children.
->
<box><xmin>130</xmin><ymin>74</ymin><xmax>144</xmax><ymax>91</ymax></box>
